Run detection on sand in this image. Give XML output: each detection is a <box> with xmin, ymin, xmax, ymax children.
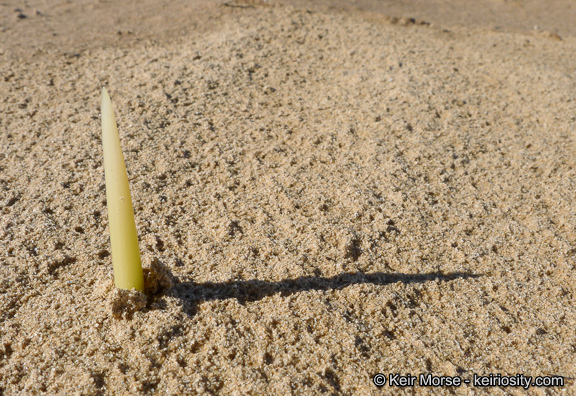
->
<box><xmin>1</xmin><ymin>0</ymin><xmax>576</xmax><ymax>394</ymax></box>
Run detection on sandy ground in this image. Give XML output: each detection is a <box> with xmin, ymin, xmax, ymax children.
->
<box><xmin>1</xmin><ymin>0</ymin><xmax>576</xmax><ymax>394</ymax></box>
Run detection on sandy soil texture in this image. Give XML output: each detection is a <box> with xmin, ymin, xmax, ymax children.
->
<box><xmin>1</xmin><ymin>0</ymin><xmax>575</xmax><ymax>394</ymax></box>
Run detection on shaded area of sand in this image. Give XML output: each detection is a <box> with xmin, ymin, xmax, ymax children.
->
<box><xmin>1</xmin><ymin>0</ymin><xmax>576</xmax><ymax>394</ymax></box>
<box><xmin>1</xmin><ymin>0</ymin><xmax>574</xmax><ymax>58</ymax></box>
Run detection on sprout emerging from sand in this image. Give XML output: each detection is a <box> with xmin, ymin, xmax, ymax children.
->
<box><xmin>101</xmin><ymin>88</ymin><xmax>144</xmax><ymax>292</ymax></box>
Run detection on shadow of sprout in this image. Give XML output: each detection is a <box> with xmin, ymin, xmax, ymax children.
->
<box><xmin>154</xmin><ymin>269</ymin><xmax>482</xmax><ymax>317</ymax></box>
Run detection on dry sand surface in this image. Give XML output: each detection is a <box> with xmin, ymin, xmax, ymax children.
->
<box><xmin>1</xmin><ymin>0</ymin><xmax>576</xmax><ymax>394</ymax></box>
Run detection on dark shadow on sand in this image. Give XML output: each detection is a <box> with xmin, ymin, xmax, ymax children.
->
<box><xmin>162</xmin><ymin>271</ymin><xmax>482</xmax><ymax>316</ymax></box>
